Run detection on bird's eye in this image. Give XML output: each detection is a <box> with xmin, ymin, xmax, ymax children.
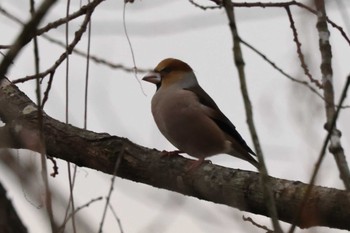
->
<box><xmin>160</xmin><ymin>67</ymin><xmax>171</xmax><ymax>74</ymax></box>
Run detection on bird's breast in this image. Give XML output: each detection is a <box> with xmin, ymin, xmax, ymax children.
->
<box><xmin>151</xmin><ymin>88</ymin><xmax>228</xmax><ymax>158</ymax></box>
<box><xmin>151</xmin><ymin>89</ymin><xmax>197</xmax><ymax>132</ymax></box>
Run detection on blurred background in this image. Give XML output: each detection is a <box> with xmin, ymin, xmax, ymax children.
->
<box><xmin>0</xmin><ymin>0</ymin><xmax>350</xmax><ymax>232</ymax></box>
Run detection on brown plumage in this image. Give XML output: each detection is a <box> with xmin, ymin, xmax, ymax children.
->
<box><xmin>143</xmin><ymin>58</ymin><xmax>258</xmax><ymax>169</ymax></box>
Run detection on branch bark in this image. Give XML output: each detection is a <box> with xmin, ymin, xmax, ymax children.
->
<box><xmin>314</xmin><ymin>0</ymin><xmax>350</xmax><ymax>190</ymax></box>
<box><xmin>1</xmin><ymin>78</ymin><xmax>350</xmax><ymax>231</ymax></box>
<box><xmin>0</xmin><ymin>182</ymin><xmax>28</xmax><ymax>233</ymax></box>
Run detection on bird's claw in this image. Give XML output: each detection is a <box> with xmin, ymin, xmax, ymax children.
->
<box><xmin>186</xmin><ymin>158</ymin><xmax>211</xmax><ymax>172</ymax></box>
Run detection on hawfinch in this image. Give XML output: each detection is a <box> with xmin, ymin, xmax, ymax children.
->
<box><xmin>143</xmin><ymin>58</ymin><xmax>258</xmax><ymax>169</ymax></box>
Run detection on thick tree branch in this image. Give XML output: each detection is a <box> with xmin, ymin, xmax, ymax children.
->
<box><xmin>0</xmin><ymin>182</ymin><xmax>28</xmax><ymax>233</ymax></box>
<box><xmin>1</xmin><ymin>78</ymin><xmax>350</xmax><ymax>230</ymax></box>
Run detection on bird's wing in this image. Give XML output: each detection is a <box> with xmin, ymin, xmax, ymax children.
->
<box><xmin>185</xmin><ymin>85</ymin><xmax>256</xmax><ymax>156</ymax></box>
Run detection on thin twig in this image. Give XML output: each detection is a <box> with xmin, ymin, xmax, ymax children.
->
<box><xmin>285</xmin><ymin>6</ymin><xmax>322</xmax><ymax>88</ymax></box>
<box><xmin>0</xmin><ymin>45</ymin><xmax>11</xmax><ymax>49</ymax></box>
<box><xmin>27</xmin><ymin>1</ymin><xmax>57</xmax><ymax>232</ymax></box>
<box><xmin>240</xmin><ymin>38</ymin><xmax>350</xmax><ymax>109</ymax></box>
<box><xmin>58</xmin><ymin>196</ymin><xmax>103</xmax><ymax>232</ymax></box>
<box><xmin>108</xmin><ymin>203</ymin><xmax>124</xmax><ymax>233</ymax></box>
<box><xmin>188</xmin><ymin>0</ymin><xmax>222</xmax><ymax>10</ymax></box>
<box><xmin>35</xmin><ymin>0</ymin><xmax>102</xmax><ymax>37</ymax></box>
<box><xmin>240</xmin><ymin>39</ymin><xmax>320</xmax><ymax>100</ymax></box>
<box><xmin>222</xmin><ymin>1</ymin><xmax>283</xmax><ymax>232</ymax></box>
<box><xmin>98</xmin><ymin>144</ymin><xmax>125</xmax><ymax>233</ymax></box>
<box><xmin>12</xmin><ymin>0</ymin><xmax>103</xmax><ymax>84</ymax></box>
<box><xmin>227</xmin><ymin>1</ymin><xmax>350</xmax><ymax>47</ymax></box>
<box><xmin>64</xmin><ymin>0</ymin><xmax>78</xmax><ymax>231</ymax></box>
<box><xmin>243</xmin><ymin>216</ymin><xmax>273</xmax><ymax>232</ymax></box>
<box><xmin>0</xmin><ymin>0</ymin><xmax>57</xmax><ymax>80</ymax></box>
<box><xmin>84</xmin><ymin>0</ymin><xmax>92</xmax><ymax>130</ymax></box>
<box><xmin>122</xmin><ymin>2</ymin><xmax>146</xmax><ymax>95</ymax></box>
<box><xmin>0</xmin><ymin>4</ymin><xmax>153</xmax><ymax>76</ymax></box>
<box><xmin>61</xmin><ymin>165</ymin><xmax>78</xmax><ymax>233</ymax></box>
<box><xmin>336</xmin><ymin>0</ymin><xmax>350</xmax><ymax>34</ymax></box>
<box><xmin>41</xmin><ymin>71</ymin><xmax>55</xmax><ymax>108</ymax></box>
<box><xmin>43</xmin><ymin>33</ymin><xmax>149</xmax><ymax>72</ymax></box>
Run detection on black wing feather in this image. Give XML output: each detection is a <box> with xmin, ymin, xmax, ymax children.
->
<box><xmin>185</xmin><ymin>85</ymin><xmax>256</xmax><ymax>156</ymax></box>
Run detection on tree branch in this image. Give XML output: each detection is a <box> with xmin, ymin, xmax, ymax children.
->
<box><xmin>0</xmin><ymin>182</ymin><xmax>28</xmax><ymax>233</ymax></box>
<box><xmin>314</xmin><ymin>0</ymin><xmax>350</xmax><ymax>189</ymax></box>
<box><xmin>0</xmin><ymin>0</ymin><xmax>57</xmax><ymax>80</ymax></box>
<box><xmin>1</xmin><ymin>78</ymin><xmax>350</xmax><ymax>230</ymax></box>
<box><xmin>222</xmin><ymin>1</ymin><xmax>282</xmax><ymax>232</ymax></box>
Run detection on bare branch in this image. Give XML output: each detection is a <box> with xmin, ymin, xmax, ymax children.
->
<box><xmin>289</xmin><ymin>74</ymin><xmax>350</xmax><ymax>233</ymax></box>
<box><xmin>0</xmin><ymin>0</ymin><xmax>57</xmax><ymax>79</ymax></box>
<box><xmin>243</xmin><ymin>216</ymin><xmax>273</xmax><ymax>233</ymax></box>
<box><xmin>58</xmin><ymin>196</ymin><xmax>103</xmax><ymax>233</ymax></box>
<box><xmin>108</xmin><ymin>204</ymin><xmax>125</xmax><ymax>233</ymax></box>
<box><xmin>239</xmin><ymin>38</ymin><xmax>339</xmax><ymax>107</ymax></box>
<box><xmin>0</xmin><ymin>182</ymin><xmax>28</xmax><ymax>233</ymax></box>
<box><xmin>314</xmin><ymin>0</ymin><xmax>350</xmax><ymax>190</ymax></box>
<box><xmin>188</xmin><ymin>0</ymin><xmax>222</xmax><ymax>10</ymax></box>
<box><xmin>1</xmin><ymin>79</ymin><xmax>350</xmax><ymax>230</ymax></box>
<box><xmin>228</xmin><ymin>1</ymin><xmax>350</xmax><ymax>47</ymax></box>
<box><xmin>98</xmin><ymin>144</ymin><xmax>125</xmax><ymax>232</ymax></box>
<box><xmin>285</xmin><ymin>6</ymin><xmax>322</xmax><ymax>88</ymax></box>
<box><xmin>36</xmin><ymin>0</ymin><xmax>104</xmax><ymax>37</ymax></box>
<box><xmin>0</xmin><ymin>3</ymin><xmax>146</xmax><ymax>75</ymax></box>
<box><xmin>12</xmin><ymin>0</ymin><xmax>103</xmax><ymax>84</ymax></box>
<box><xmin>222</xmin><ymin>1</ymin><xmax>282</xmax><ymax>232</ymax></box>
<box><xmin>0</xmin><ymin>45</ymin><xmax>11</xmax><ymax>49</ymax></box>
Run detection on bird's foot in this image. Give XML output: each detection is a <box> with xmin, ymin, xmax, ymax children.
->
<box><xmin>186</xmin><ymin>158</ymin><xmax>211</xmax><ymax>172</ymax></box>
<box><xmin>160</xmin><ymin>150</ymin><xmax>183</xmax><ymax>157</ymax></box>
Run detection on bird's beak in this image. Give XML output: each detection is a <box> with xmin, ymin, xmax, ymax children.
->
<box><xmin>142</xmin><ymin>71</ymin><xmax>161</xmax><ymax>84</ymax></box>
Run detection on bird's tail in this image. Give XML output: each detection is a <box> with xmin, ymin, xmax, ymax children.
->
<box><xmin>228</xmin><ymin>149</ymin><xmax>259</xmax><ymax>169</ymax></box>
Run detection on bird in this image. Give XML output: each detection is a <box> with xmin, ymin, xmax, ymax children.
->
<box><xmin>142</xmin><ymin>58</ymin><xmax>258</xmax><ymax>169</ymax></box>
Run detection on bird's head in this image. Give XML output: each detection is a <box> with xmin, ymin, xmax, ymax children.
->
<box><xmin>142</xmin><ymin>58</ymin><xmax>197</xmax><ymax>90</ymax></box>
